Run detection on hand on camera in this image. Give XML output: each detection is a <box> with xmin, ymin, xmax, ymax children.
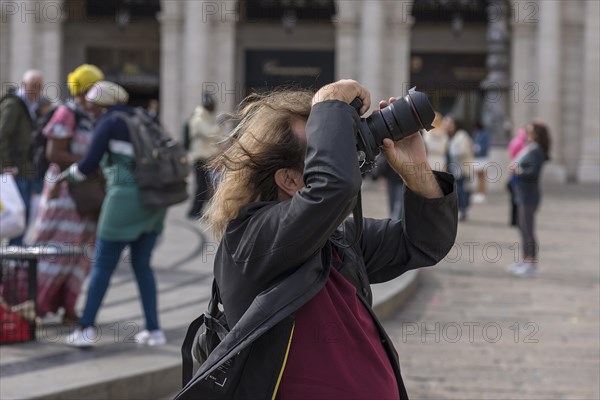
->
<box><xmin>372</xmin><ymin>98</ymin><xmax>428</xmax><ymax>174</ymax></box>
<box><xmin>312</xmin><ymin>79</ymin><xmax>371</xmax><ymax>115</ymax></box>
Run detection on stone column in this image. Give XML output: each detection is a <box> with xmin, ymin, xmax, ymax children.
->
<box><xmin>158</xmin><ymin>1</ymin><xmax>183</xmax><ymax>138</ymax></box>
<box><xmin>211</xmin><ymin>1</ymin><xmax>238</xmax><ymax>114</ymax></box>
<box><xmin>359</xmin><ymin>0</ymin><xmax>384</xmax><ymax>109</ymax></box>
<box><xmin>182</xmin><ymin>0</ymin><xmax>212</xmax><ymax>119</ymax></box>
<box><xmin>0</xmin><ymin>0</ymin><xmax>13</xmax><ymax>92</ymax></box>
<box><xmin>481</xmin><ymin>0</ymin><xmax>512</xmax><ymax>192</ymax></box>
<box><xmin>509</xmin><ymin>0</ymin><xmax>537</xmax><ymax>132</ymax></box>
<box><xmin>481</xmin><ymin>0</ymin><xmax>511</xmax><ymax>147</ymax></box>
<box><xmin>39</xmin><ymin>0</ymin><xmax>64</xmax><ymax>100</ymax></box>
<box><xmin>536</xmin><ymin>0</ymin><xmax>565</xmax><ymax>181</ymax></box>
<box><xmin>389</xmin><ymin>1</ymin><xmax>413</xmax><ymax>98</ymax></box>
<box><xmin>9</xmin><ymin>0</ymin><xmax>38</xmax><ymax>84</ymax></box>
<box><xmin>577</xmin><ymin>0</ymin><xmax>600</xmax><ymax>182</ymax></box>
<box><xmin>334</xmin><ymin>1</ymin><xmax>359</xmax><ymax>80</ymax></box>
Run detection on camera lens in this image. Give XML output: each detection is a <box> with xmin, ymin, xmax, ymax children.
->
<box><xmin>354</xmin><ymin>88</ymin><xmax>434</xmax><ymax>173</ymax></box>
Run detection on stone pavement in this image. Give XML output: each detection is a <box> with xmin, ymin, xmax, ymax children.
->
<box><xmin>0</xmin><ymin>180</ymin><xmax>417</xmax><ymax>400</ymax></box>
<box><xmin>383</xmin><ymin>183</ymin><xmax>600</xmax><ymax>399</ymax></box>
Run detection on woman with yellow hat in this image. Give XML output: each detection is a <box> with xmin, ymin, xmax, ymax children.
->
<box><xmin>29</xmin><ymin>64</ymin><xmax>105</xmax><ymax>325</ymax></box>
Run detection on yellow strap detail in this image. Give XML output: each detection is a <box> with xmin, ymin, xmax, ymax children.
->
<box><xmin>271</xmin><ymin>321</ymin><xmax>295</xmax><ymax>400</ymax></box>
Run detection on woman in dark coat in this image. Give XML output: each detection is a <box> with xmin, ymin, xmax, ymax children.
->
<box><xmin>507</xmin><ymin>121</ymin><xmax>551</xmax><ymax>277</ymax></box>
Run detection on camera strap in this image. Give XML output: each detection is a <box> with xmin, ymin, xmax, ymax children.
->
<box><xmin>335</xmin><ymin>190</ymin><xmax>364</xmax><ymax>250</ymax></box>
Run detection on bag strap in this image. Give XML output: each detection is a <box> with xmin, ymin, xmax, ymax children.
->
<box><xmin>181</xmin><ymin>279</ymin><xmax>223</xmax><ymax>387</ymax></box>
<box><xmin>111</xmin><ymin>111</ymin><xmax>143</xmax><ymax>155</ymax></box>
<box><xmin>181</xmin><ymin>313</ymin><xmax>206</xmax><ymax>387</ymax></box>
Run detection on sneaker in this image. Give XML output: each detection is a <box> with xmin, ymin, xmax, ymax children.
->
<box><xmin>65</xmin><ymin>326</ymin><xmax>98</xmax><ymax>348</ymax></box>
<box><xmin>506</xmin><ymin>262</ymin><xmax>524</xmax><ymax>273</ymax></box>
<box><xmin>511</xmin><ymin>263</ymin><xmax>539</xmax><ymax>278</ymax></box>
<box><xmin>472</xmin><ymin>193</ymin><xmax>486</xmax><ymax>204</ymax></box>
<box><xmin>134</xmin><ymin>329</ymin><xmax>167</xmax><ymax>346</ymax></box>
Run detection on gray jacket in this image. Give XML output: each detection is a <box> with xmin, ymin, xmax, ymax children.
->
<box><xmin>176</xmin><ymin>101</ymin><xmax>458</xmax><ymax>400</ymax></box>
<box><xmin>0</xmin><ymin>94</ymin><xmax>35</xmax><ymax>178</ymax></box>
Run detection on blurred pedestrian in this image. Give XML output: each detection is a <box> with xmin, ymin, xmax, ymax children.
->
<box><xmin>423</xmin><ymin>111</ymin><xmax>448</xmax><ymax>172</ymax></box>
<box><xmin>507</xmin><ymin>127</ymin><xmax>528</xmax><ymax>226</ymax></box>
<box><xmin>0</xmin><ymin>70</ymin><xmax>43</xmax><ymax>245</ymax></box>
<box><xmin>471</xmin><ymin>121</ymin><xmax>490</xmax><ymax>204</ymax></box>
<box><xmin>373</xmin><ymin>155</ymin><xmax>404</xmax><ymax>220</ymax></box>
<box><xmin>146</xmin><ymin>98</ymin><xmax>160</xmax><ymax>123</ymax></box>
<box><xmin>444</xmin><ymin>115</ymin><xmax>474</xmax><ymax>221</ymax></box>
<box><xmin>186</xmin><ymin>92</ymin><xmax>224</xmax><ymax>220</ymax></box>
<box><xmin>60</xmin><ymin>81</ymin><xmax>167</xmax><ymax>347</ymax></box>
<box><xmin>28</xmin><ymin>96</ymin><xmax>58</xmax><ymax>230</ymax></box>
<box><xmin>29</xmin><ymin>64</ymin><xmax>104</xmax><ymax>325</ymax></box>
<box><xmin>507</xmin><ymin>121</ymin><xmax>551</xmax><ymax>278</ymax></box>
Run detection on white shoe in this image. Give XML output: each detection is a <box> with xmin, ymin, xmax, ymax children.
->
<box><xmin>65</xmin><ymin>326</ymin><xmax>99</xmax><ymax>348</ymax></box>
<box><xmin>506</xmin><ymin>262</ymin><xmax>524</xmax><ymax>273</ymax></box>
<box><xmin>134</xmin><ymin>329</ymin><xmax>167</xmax><ymax>346</ymax></box>
<box><xmin>472</xmin><ymin>193</ymin><xmax>486</xmax><ymax>204</ymax></box>
<box><xmin>511</xmin><ymin>263</ymin><xmax>539</xmax><ymax>278</ymax></box>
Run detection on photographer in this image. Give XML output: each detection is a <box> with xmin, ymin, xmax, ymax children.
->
<box><xmin>177</xmin><ymin>80</ymin><xmax>457</xmax><ymax>399</ymax></box>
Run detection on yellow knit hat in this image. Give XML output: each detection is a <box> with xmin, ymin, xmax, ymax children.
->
<box><xmin>67</xmin><ymin>64</ymin><xmax>105</xmax><ymax>96</ymax></box>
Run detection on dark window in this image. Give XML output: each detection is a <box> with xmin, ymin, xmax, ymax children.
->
<box><xmin>242</xmin><ymin>0</ymin><xmax>336</xmax><ymax>22</ymax></box>
<box><xmin>411</xmin><ymin>0</ymin><xmax>488</xmax><ymax>22</ymax></box>
<box><xmin>86</xmin><ymin>0</ymin><xmax>160</xmax><ymax>18</ymax></box>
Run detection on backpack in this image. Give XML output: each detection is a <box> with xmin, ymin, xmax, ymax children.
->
<box><xmin>181</xmin><ymin>279</ymin><xmax>229</xmax><ymax>387</ymax></box>
<box><xmin>113</xmin><ymin>108</ymin><xmax>189</xmax><ymax>209</ymax></box>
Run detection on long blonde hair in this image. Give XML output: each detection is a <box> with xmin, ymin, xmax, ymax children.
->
<box><xmin>204</xmin><ymin>89</ymin><xmax>313</xmax><ymax>239</ymax></box>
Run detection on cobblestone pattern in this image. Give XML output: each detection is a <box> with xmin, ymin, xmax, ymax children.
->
<box><xmin>383</xmin><ymin>184</ymin><xmax>600</xmax><ymax>399</ymax></box>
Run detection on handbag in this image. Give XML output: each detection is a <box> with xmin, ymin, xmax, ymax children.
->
<box><xmin>68</xmin><ymin>168</ymin><xmax>106</xmax><ymax>219</ymax></box>
<box><xmin>0</xmin><ymin>173</ymin><xmax>26</xmax><ymax>240</ymax></box>
<box><xmin>181</xmin><ymin>279</ymin><xmax>229</xmax><ymax>387</ymax></box>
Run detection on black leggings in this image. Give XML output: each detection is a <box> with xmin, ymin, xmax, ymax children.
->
<box><xmin>518</xmin><ymin>203</ymin><xmax>538</xmax><ymax>260</ymax></box>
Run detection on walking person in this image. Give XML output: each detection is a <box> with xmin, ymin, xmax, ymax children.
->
<box><xmin>423</xmin><ymin>111</ymin><xmax>448</xmax><ymax>172</ymax></box>
<box><xmin>507</xmin><ymin>121</ymin><xmax>551</xmax><ymax>277</ymax></box>
<box><xmin>57</xmin><ymin>81</ymin><xmax>167</xmax><ymax>347</ymax></box>
<box><xmin>444</xmin><ymin>115</ymin><xmax>474</xmax><ymax>221</ymax></box>
<box><xmin>176</xmin><ymin>80</ymin><xmax>457</xmax><ymax>399</ymax></box>
<box><xmin>29</xmin><ymin>65</ymin><xmax>104</xmax><ymax>324</ymax></box>
<box><xmin>471</xmin><ymin>121</ymin><xmax>490</xmax><ymax>204</ymax></box>
<box><xmin>0</xmin><ymin>70</ymin><xmax>43</xmax><ymax>245</ymax></box>
<box><xmin>185</xmin><ymin>93</ymin><xmax>224</xmax><ymax>219</ymax></box>
<box><xmin>374</xmin><ymin>156</ymin><xmax>405</xmax><ymax>220</ymax></box>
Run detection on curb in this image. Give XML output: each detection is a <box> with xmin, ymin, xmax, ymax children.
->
<box><xmin>30</xmin><ymin>365</ymin><xmax>182</xmax><ymax>400</ymax></box>
<box><xmin>373</xmin><ymin>269</ymin><xmax>420</xmax><ymax>320</ymax></box>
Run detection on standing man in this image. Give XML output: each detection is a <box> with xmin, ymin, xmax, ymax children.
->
<box><xmin>185</xmin><ymin>93</ymin><xmax>223</xmax><ymax>220</ymax></box>
<box><xmin>0</xmin><ymin>70</ymin><xmax>43</xmax><ymax>245</ymax></box>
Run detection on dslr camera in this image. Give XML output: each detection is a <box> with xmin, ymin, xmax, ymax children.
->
<box><xmin>351</xmin><ymin>88</ymin><xmax>435</xmax><ymax>173</ymax></box>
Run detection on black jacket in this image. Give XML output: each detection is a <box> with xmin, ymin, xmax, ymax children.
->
<box><xmin>175</xmin><ymin>101</ymin><xmax>458</xmax><ymax>400</ymax></box>
<box><xmin>514</xmin><ymin>143</ymin><xmax>548</xmax><ymax>205</ymax></box>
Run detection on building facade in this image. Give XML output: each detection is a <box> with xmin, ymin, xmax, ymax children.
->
<box><xmin>1</xmin><ymin>0</ymin><xmax>598</xmax><ymax>182</ymax></box>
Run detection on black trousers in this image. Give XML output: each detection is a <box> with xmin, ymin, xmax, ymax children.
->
<box><xmin>188</xmin><ymin>160</ymin><xmax>211</xmax><ymax>218</ymax></box>
<box><xmin>518</xmin><ymin>203</ymin><xmax>538</xmax><ymax>260</ymax></box>
<box><xmin>507</xmin><ymin>180</ymin><xmax>518</xmax><ymax>226</ymax></box>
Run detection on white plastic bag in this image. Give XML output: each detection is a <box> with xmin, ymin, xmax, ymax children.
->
<box><xmin>0</xmin><ymin>174</ymin><xmax>26</xmax><ymax>240</ymax></box>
